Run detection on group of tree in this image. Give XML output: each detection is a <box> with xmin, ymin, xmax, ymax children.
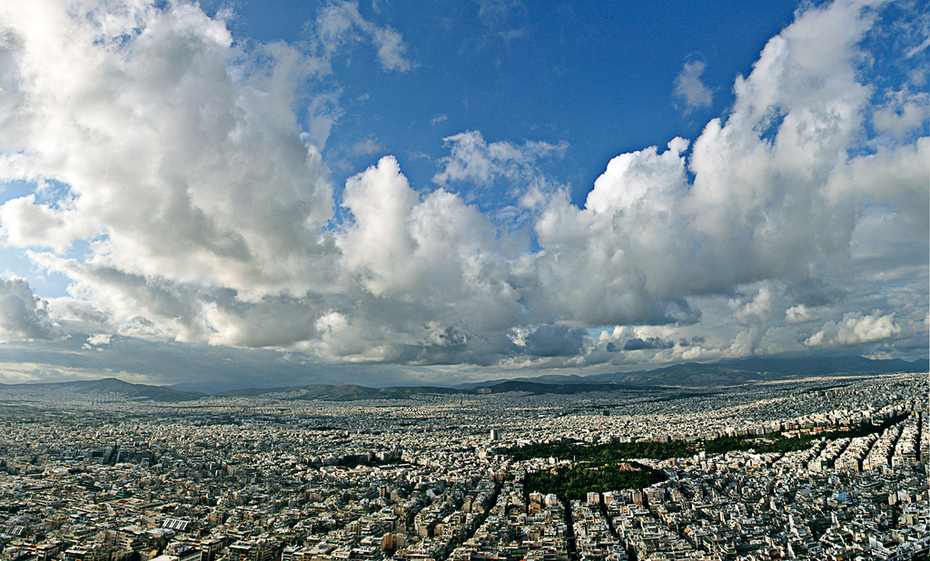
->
<box><xmin>524</xmin><ymin>462</ymin><xmax>666</xmax><ymax>501</ymax></box>
<box><xmin>510</xmin><ymin>438</ymin><xmax>692</xmax><ymax>463</ymax></box>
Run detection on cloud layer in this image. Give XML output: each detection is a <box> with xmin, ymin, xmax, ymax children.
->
<box><xmin>0</xmin><ymin>0</ymin><xmax>926</xmax><ymax>383</ymax></box>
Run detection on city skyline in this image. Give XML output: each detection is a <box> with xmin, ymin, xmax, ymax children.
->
<box><xmin>0</xmin><ymin>0</ymin><xmax>926</xmax><ymax>388</ymax></box>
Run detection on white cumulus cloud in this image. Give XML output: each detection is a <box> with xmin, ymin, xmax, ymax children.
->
<box><xmin>673</xmin><ymin>59</ymin><xmax>713</xmax><ymax>112</ymax></box>
<box><xmin>0</xmin><ymin>0</ymin><xmax>924</xmax><ymax>377</ymax></box>
<box><xmin>805</xmin><ymin>311</ymin><xmax>901</xmax><ymax>347</ymax></box>
<box><xmin>0</xmin><ymin>277</ymin><xmax>63</xmax><ymax>341</ymax></box>
<box><xmin>433</xmin><ymin>130</ymin><xmax>568</xmax><ymax>188</ymax></box>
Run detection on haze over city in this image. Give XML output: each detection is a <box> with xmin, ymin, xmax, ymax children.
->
<box><xmin>0</xmin><ymin>0</ymin><xmax>926</xmax><ymax>390</ymax></box>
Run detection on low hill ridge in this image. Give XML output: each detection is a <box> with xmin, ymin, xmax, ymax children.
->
<box><xmin>0</xmin><ymin>355</ymin><xmax>923</xmax><ymax>402</ymax></box>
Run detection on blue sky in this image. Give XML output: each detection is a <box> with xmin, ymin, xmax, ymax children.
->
<box><xmin>225</xmin><ymin>0</ymin><xmax>802</xmax><ymax>207</ymax></box>
<box><xmin>0</xmin><ymin>0</ymin><xmax>925</xmax><ymax>390</ymax></box>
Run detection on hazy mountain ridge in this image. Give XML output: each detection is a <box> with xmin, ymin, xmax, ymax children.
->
<box><xmin>0</xmin><ymin>356</ymin><xmax>924</xmax><ymax>402</ymax></box>
<box><xmin>587</xmin><ymin>356</ymin><xmax>929</xmax><ymax>387</ymax></box>
<box><xmin>0</xmin><ymin>377</ymin><xmax>206</xmax><ymax>402</ymax></box>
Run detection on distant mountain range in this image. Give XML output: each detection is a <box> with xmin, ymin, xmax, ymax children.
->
<box><xmin>0</xmin><ymin>377</ymin><xmax>205</xmax><ymax>402</ymax></box>
<box><xmin>0</xmin><ymin>355</ymin><xmax>924</xmax><ymax>403</ymax></box>
<box><xmin>522</xmin><ymin>355</ymin><xmax>929</xmax><ymax>388</ymax></box>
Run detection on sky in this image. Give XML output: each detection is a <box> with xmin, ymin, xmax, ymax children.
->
<box><xmin>0</xmin><ymin>0</ymin><xmax>926</xmax><ymax>391</ymax></box>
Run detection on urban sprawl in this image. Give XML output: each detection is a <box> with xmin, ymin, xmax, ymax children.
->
<box><xmin>0</xmin><ymin>372</ymin><xmax>926</xmax><ymax>561</ymax></box>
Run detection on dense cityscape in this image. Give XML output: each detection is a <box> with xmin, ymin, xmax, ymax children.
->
<box><xmin>0</xmin><ymin>371</ymin><xmax>925</xmax><ymax>561</ymax></box>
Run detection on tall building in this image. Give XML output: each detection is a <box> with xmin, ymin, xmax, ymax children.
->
<box><xmin>200</xmin><ymin>539</ymin><xmax>224</xmax><ymax>561</ymax></box>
